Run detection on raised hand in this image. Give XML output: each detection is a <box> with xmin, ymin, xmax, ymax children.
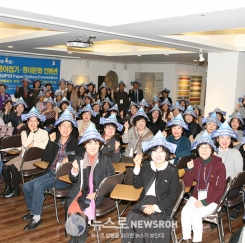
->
<box><xmin>187</xmin><ymin>159</ymin><xmax>194</xmax><ymax>169</ymax></box>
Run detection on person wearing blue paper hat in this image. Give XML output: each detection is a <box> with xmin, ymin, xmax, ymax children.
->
<box><xmin>77</xmin><ymin>84</ymin><xmax>87</xmax><ymax>108</ymax></box>
<box><xmin>77</xmin><ymin>104</ymin><xmax>96</xmax><ymax>137</ymax></box>
<box><xmin>193</xmin><ymin>104</ymin><xmax>203</xmax><ymax>127</ymax></box>
<box><xmin>181</xmin><ymin>131</ymin><xmax>226</xmax><ymax>243</ymax></box>
<box><xmin>87</xmin><ymin>81</ymin><xmax>98</xmax><ymax>101</ymax></box>
<box><xmin>1</xmin><ymin>107</ymin><xmax>49</xmax><ymax>199</ymax></box>
<box><xmin>229</xmin><ymin>113</ymin><xmax>244</xmax><ymax>149</ymax></box>
<box><xmin>44</xmin><ymin>83</ymin><xmax>55</xmax><ymax>99</ymax></box>
<box><xmin>36</xmin><ymin>91</ymin><xmax>45</xmax><ymax>113</ymax></box>
<box><xmin>183</xmin><ymin>105</ymin><xmax>202</xmax><ymax>144</ymax></box>
<box><xmin>65</xmin><ymin>123</ymin><xmax>115</xmax><ymax>243</ymax></box>
<box><xmin>122</xmin><ymin>131</ymin><xmax>179</xmax><ymax>243</ymax></box>
<box><xmin>55</xmin><ymin>78</ymin><xmax>67</xmax><ymax>95</ymax></box>
<box><xmin>63</xmin><ymin>80</ymin><xmax>79</xmax><ymax>109</ymax></box>
<box><xmin>114</xmin><ymin>80</ymin><xmax>130</xmax><ymax>114</ymax></box>
<box><xmin>159</xmin><ymin>87</ymin><xmax>173</xmax><ymax>105</ymax></box>
<box><xmin>91</xmin><ymin>100</ymin><xmax>102</xmax><ymax>130</ymax></box>
<box><xmin>194</xmin><ymin>112</ymin><xmax>221</xmax><ymax>142</ymax></box>
<box><xmin>121</xmin><ymin>107</ymin><xmax>153</xmax><ymax>163</ymax></box>
<box><xmin>212</xmin><ymin>121</ymin><xmax>243</xmax><ymax>221</ymax></box>
<box><xmin>138</xmin><ymin>98</ymin><xmax>149</xmax><ymax>113</ymax></box>
<box><xmin>55</xmin><ymin>97</ymin><xmax>70</xmax><ymax>120</ymax></box>
<box><xmin>0</xmin><ymin>83</ymin><xmax>11</xmax><ymax>110</ymax></box>
<box><xmin>106</xmin><ymin>103</ymin><xmax>123</xmax><ymax>124</ymax></box>
<box><xmin>98</xmin><ymin>82</ymin><xmax>113</xmax><ymax>102</ymax></box>
<box><xmin>3</xmin><ymin>97</ymin><xmax>29</xmax><ymax>135</ymax></box>
<box><xmin>83</xmin><ymin>92</ymin><xmax>93</xmax><ymax>106</ymax></box>
<box><xmin>125</xmin><ymin>101</ymin><xmax>139</xmax><ymax>125</ymax></box>
<box><xmin>171</xmin><ymin>101</ymin><xmax>185</xmax><ymax>118</ymax></box>
<box><xmin>42</xmin><ymin>87</ymin><xmax>52</xmax><ymax>102</ymax></box>
<box><xmin>0</xmin><ymin>97</ymin><xmax>13</xmax><ymax>120</ymax></box>
<box><xmin>99</xmin><ymin>114</ymin><xmax>122</xmax><ymax>163</ymax></box>
<box><xmin>160</xmin><ymin>98</ymin><xmax>173</xmax><ymax>123</ymax></box>
<box><xmin>22</xmin><ymin>109</ymin><xmax>82</xmax><ymax>231</ymax></box>
<box><xmin>164</xmin><ymin>113</ymin><xmax>191</xmax><ymax>165</ymax></box>
<box><xmin>209</xmin><ymin>107</ymin><xmax>226</xmax><ymax>123</ymax></box>
<box><xmin>41</xmin><ymin>98</ymin><xmax>56</xmax><ymax>128</ymax></box>
<box><xmin>100</xmin><ymin>97</ymin><xmax>113</xmax><ymax>118</ymax></box>
<box><xmin>31</xmin><ymin>79</ymin><xmax>42</xmax><ymax>106</ymax></box>
<box><xmin>178</xmin><ymin>97</ymin><xmax>189</xmax><ymax>111</ymax></box>
<box><xmin>232</xmin><ymin>94</ymin><xmax>245</xmax><ymax>121</ymax></box>
<box><xmin>148</xmin><ymin>105</ymin><xmax>166</xmax><ymax>135</ymax></box>
<box><xmin>129</xmin><ymin>80</ymin><xmax>144</xmax><ymax>103</ymax></box>
<box><xmin>15</xmin><ymin>78</ymin><xmax>34</xmax><ymax>110</ymax></box>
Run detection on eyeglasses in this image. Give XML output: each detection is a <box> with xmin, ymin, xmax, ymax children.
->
<box><xmin>199</xmin><ymin>146</ymin><xmax>211</xmax><ymax>151</ymax></box>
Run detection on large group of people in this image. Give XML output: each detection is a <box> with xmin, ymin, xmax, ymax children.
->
<box><xmin>0</xmin><ymin>77</ymin><xmax>245</xmax><ymax>243</ymax></box>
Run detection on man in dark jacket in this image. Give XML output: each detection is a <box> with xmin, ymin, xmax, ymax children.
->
<box><xmin>128</xmin><ymin>80</ymin><xmax>144</xmax><ymax>103</ymax></box>
<box><xmin>114</xmin><ymin>80</ymin><xmax>129</xmax><ymax>113</ymax></box>
<box><xmin>14</xmin><ymin>78</ymin><xmax>34</xmax><ymax>110</ymax></box>
<box><xmin>21</xmin><ymin>110</ymin><xmax>83</xmax><ymax>231</ymax></box>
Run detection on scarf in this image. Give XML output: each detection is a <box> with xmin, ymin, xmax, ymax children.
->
<box><xmin>79</xmin><ymin>120</ymin><xmax>91</xmax><ymax>137</ymax></box>
<box><xmin>133</xmin><ymin>126</ymin><xmax>152</xmax><ymax>154</ymax></box>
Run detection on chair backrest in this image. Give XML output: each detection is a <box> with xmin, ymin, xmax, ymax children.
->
<box><xmin>95</xmin><ymin>173</ymin><xmax>124</xmax><ymax>199</ymax></box>
<box><xmin>170</xmin><ymin>181</ymin><xmax>185</xmax><ymax>219</ymax></box>
<box><xmin>1</xmin><ymin>134</ymin><xmax>21</xmax><ymax>149</ymax></box>
<box><xmin>124</xmin><ymin>166</ymin><xmax>134</xmax><ymax>185</ymax></box>
<box><xmin>176</xmin><ymin>154</ymin><xmax>196</xmax><ymax>170</ymax></box>
<box><xmin>230</xmin><ymin>171</ymin><xmax>245</xmax><ymax>190</ymax></box>
<box><xmin>55</xmin><ymin>162</ymin><xmax>73</xmax><ymax>179</ymax></box>
<box><xmin>22</xmin><ymin>147</ymin><xmax>44</xmax><ymax>162</ymax></box>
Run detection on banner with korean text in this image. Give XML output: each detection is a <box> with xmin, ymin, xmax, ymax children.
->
<box><xmin>0</xmin><ymin>56</ymin><xmax>60</xmax><ymax>94</ymax></box>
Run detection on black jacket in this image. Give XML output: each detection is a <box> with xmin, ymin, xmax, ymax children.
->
<box><xmin>65</xmin><ymin>151</ymin><xmax>115</xmax><ymax>213</ymax></box>
<box><xmin>41</xmin><ymin>133</ymin><xmax>84</xmax><ymax>175</ymax></box>
<box><xmin>147</xmin><ymin>119</ymin><xmax>166</xmax><ymax>135</ymax></box>
<box><xmin>183</xmin><ymin>122</ymin><xmax>202</xmax><ymax>139</ymax></box>
<box><xmin>129</xmin><ymin>89</ymin><xmax>144</xmax><ymax>103</ymax></box>
<box><xmin>133</xmin><ymin>161</ymin><xmax>179</xmax><ymax>216</ymax></box>
<box><xmin>114</xmin><ymin>91</ymin><xmax>130</xmax><ymax>112</ymax></box>
<box><xmin>14</xmin><ymin>87</ymin><xmax>35</xmax><ymax>109</ymax></box>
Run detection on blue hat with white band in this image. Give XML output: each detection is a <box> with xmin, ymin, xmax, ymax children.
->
<box><xmin>108</xmin><ymin>104</ymin><xmax>119</xmax><ymax>113</ymax></box>
<box><xmin>78</xmin><ymin>123</ymin><xmax>105</xmax><ymax>145</ymax></box>
<box><xmin>118</xmin><ymin>80</ymin><xmax>126</xmax><ymax>87</ymax></box>
<box><xmin>44</xmin><ymin>97</ymin><xmax>55</xmax><ymax>106</ymax></box>
<box><xmin>138</xmin><ymin>98</ymin><xmax>149</xmax><ymax>108</ymax></box>
<box><xmin>211</xmin><ymin>121</ymin><xmax>238</xmax><ymax>140</ymax></box>
<box><xmin>208</xmin><ymin>107</ymin><xmax>226</xmax><ymax>117</ymax></box>
<box><xmin>142</xmin><ymin>131</ymin><xmax>176</xmax><ymax>153</ymax></box>
<box><xmin>54</xmin><ymin>109</ymin><xmax>77</xmax><ymax>128</ymax></box>
<box><xmin>149</xmin><ymin>104</ymin><xmax>162</xmax><ymax>115</ymax></box>
<box><xmin>131</xmin><ymin>107</ymin><xmax>150</xmax><ymax>122</ymax></box>
<box><xmin>21</xmin><ymin>78</ymin><xmax>31</xmax><ymax>84</ymax></box>
<box><xmin>160</xmin><ymin>98</ymin><xmax>172</xmax><ymax>107</ymax></box>
<box><xmin>14</xmin><ymin>97</ymin><xmax>28</xmax><ymax>108</ymax></box>
<box><xmin>229</xmin><ymin>112</ymin><xmax>244</xmax><ymax>125</ymax></box>
<box><xmin>99</xmin><ymin>82</ymin><xmax>108</xmax><ymax>90</ymax></box>
<box><xmin>161</xmin><ymin>88</ymin><xmax>170</xmax><ymax>94</ymax></box>
<box><xmin>78</xmin><ymin>104</ymin><xmax>96</xmax><ymax>117</ymax></box>
<box><xmin>58</xmin><ymin>78</ymin><xmax>66</xmax><ymax>85</ymax></box>
<box><xmin>100</xmin><ymin>114</ymin><xmax>123</xmax><ymax>132</ymax></box>
<box><xmin>170</xmin><ymin>101</ymin><xmax>185</xmax><ymax>112</ymax></box>
<box><xmin>191</xmin><ymin>130</ymin><xmax>218</xmax><ymax>152</ymax></box>
<box><xmin>130</xmin><ymin>80</ymin><xmax>141</xmax><ymax>87</ymax></box>
<box><xmin>167</xmin><ymin>113</ymin><xmax>188</xmax><ymax>130</ymax></box>
<box><xmin>183</xmin><ymin>105</ymin><xmax>197</xmax><ymax>118</ymax></box>
<box><xmin>21</xmin><ymin>107</ymin><xmax>46</xmax><ymax>122</ymax></box>
<box><xmin>202</xmin><ymin>112</ymin><xmax>221</xmax><ymax>127</ymax></box>
<box><xmin>37</xmin><ymin>91</ymin><xmax>45</xmax><ymax>99</ymax></box>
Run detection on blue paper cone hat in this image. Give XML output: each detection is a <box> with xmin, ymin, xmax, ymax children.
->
<box><xmin>32</xmin><ymin>79</ymin><xmax>42</xmax><ymax>86</ymax></box>
<box><xmin>78</xmin><ymin>123</ymin><xmax>105</xmax><ymax>145</ymax></box>
<box><xmin>59</xmin><ymin>97</ymin><xmax>71</xmax><ymax>106</ymax></box>
<box><xmin>131</xmin><ymin>107</ymin><xmax>150</xmax><ymax>122</ymax></box>
<box><xmin>238</xmin><ymin>95</ymin><xmax>245</xmax><ymax>103</ymax></box>
<box><xmin>170</xmin><ymin>101</ymin><xmax>185</xmax><ymax>112</ymax></box>
<box><xmin>142</xmin><ymin>131</ymin><xmax>177</xmax><ymax>153</ymax></box>
<box><xmin>160</xmin><ymin>98</ymin><xmax>172</xmax><ymax>107</ymax></box>
<box><xmin>58</xmin><ymin>78</ymin><xmax>67</xmax><ymax>85</ymax></box>
<box><xmin>208</xmin><ymin>107</ymin><xmax>226</xmax><ymax>116</ymax></box>
<box><xmin>37</xmin><ymin>91</ymin><xmax>45</xmax><ymax>99</ymax></box>
<box><xmin>161</xmin><ymin>88</ymin><xmax>170</xmax><ymax>94</ymax></box>
<box><xmin>183</xmin><ymin>105</ymin><xmax>197</xmax><ymax>118</ymax></box>
<box><xmin>66</xmin><ymin>80</ymin><xmax>75</xmax><ymax>86</ymax></box>
<box><xmin>44</xmin><ymin>97</ymin><xmax>55</xmax><ymax>106</ymax></box>
<box><xmin>191</xmin><ymin>130</ymin><xmax>218</xmax><ymax>152</ymax></box>
<box><xmin>108</xmin><ymin>104</ymin><xmax>119</xmax><ymax>113</ymax></box>
<box><xmin>21</xmin><ymin>77</ymin><xmax>31</xmax><ymax>84</ymax></box>
<box><xmin>167</xmin><ymin>113</ymin><xmax>188</xmax><ymax>130</ymax></box>
<box><xmin>152</xmin><ymin>95</ymin><xmax>160</xmax><ymax>102</ymax></box>
<box><xmin>14</xmin><ymin>97</ymin><xmax>28</xmax><ymax>108</ymax></box>
<box><xmin>99</xmin><ymin>82</ymin><xmax>108</xmax><ymax>90</ymax></box>
<box><xmin>129</xmin><ymin>101</ymin><xmax>138</xmax><ymax>108</ymax></box>
<box><xmin>192</xmin><ymin>104</ymin><xmax>202</xmax><ymax>113</ymax></box>
<box><xmin>54</xmin><ymin>109</ymin><xmax>77</xmax><ymax>128</ymax></box>
<box><xmin>202</xmin><ymin>112</ymin><xmax>221</xmax><ymax>127</ymax></box>
<box><xmin>85</xmin><ymin>93</ymin><xmax>93</xmax><ymax>100</ymax></box>
<box><xmin>100</xmin><ymin>114</ymin><xmax>123</xmax><ymax>132</ymax></box>
<box><xmin>21</xmin><ymin>107</ymin><xmax>46</xmax><ymax>122</ymax></box>
<box><xmin>212</xmin><ymin>121</ymin><xmax>238</xmax><ymax>139</ymax></box>
<box><xmin>118</xmin><ymin>80</ymin><xmax>126</xmax><ymax>87</ymax></box>
<box><xmin>130</xmin><ymin>80</ymin><xmax>141</xmax><ymax>87</ymax></box>
<box><xmin>102</xmin><ymin>97</ymin><xmax>113</xmax><ymax>106</ymax></box>
<box><xmin>91</xmin><ymin>99</ymin><xmax>102</xmax><ymax>107</ymax></box>
<box><xmin>55</xmin><ymin>91</ymin><xmax>62</xmax><ymax>97</ymax></box>
<box><xmin>78</xmin><ymin>104</ymin><xmax>96</xmax><ymax>117</ymax></box>
<box><xmin>67</xmin><ymin>105</ymin><xmax>78</xmax><ymax>118</ymax></box>
<box><xmin>230</xmin><ymin>112</ymin><xmax>244</xmax><ymax>125</ymax></box>
<box><xmin>138</xmin><ymin>98</ymin><xmax>149</xmax><ymax>107</ymax></box>
<box><xmin>149</xmin><ymin>104</ymin><xmax>162</xmax><ymax>115</ymax></box>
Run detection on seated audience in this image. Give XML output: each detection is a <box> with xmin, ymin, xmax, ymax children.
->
<box><xmin>229</xmin><ymin>113</ymin><xmax>244</xmax><ymax>149</ymax></box>
<box><xmin>171</xmin><ymin>101</ymin><xmax>185</xmax><ymax>117</ymax></box>
<box><xmin>160</xmin><ymin>98</ymin><xmax>173</xmax><ymax>123</ymax></box>
<box><xmin>0</xmin><ymin>83</ymin><xmax>11</xmax><ymax>110</ymax></box>
<box><xmin>35</xmin><ymin>91</ymin><xmax>45</xmax><ymax>113</ymax></box>
<box><xmin>63</xmin><ymin>80</ymin><xmax>78</xmax><ymax>109</ymax></box>
<box><xmin>159</xmin><ymin>87</ymin><xmax>172</xmax><ymax>105</ymax></box>
<box><xmin>0</xmin><ymin>97</ymin><xmax>13</xmax><ymax>120</ymax></box>
<box><xmin>91</xmin><ymin>100</ymin><xmax>102</xmax><ymax>130</ymax></box>
<box><xmin>209</xmin><ymin>107</ymin><xmax>226</xmax><ymax>122</ymax></box>
<box><xmin>192</xmin><ymin>104</ymin><xmax>203</xmax><ymax>127</ymax></box>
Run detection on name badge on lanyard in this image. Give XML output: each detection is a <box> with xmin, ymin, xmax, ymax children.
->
<box><xmin>198</xmin><ymin>189</ymin><xmax>207</xmax><ymax>200</ymax></box>
<box><xmin>120</xmin><ymin>99</ymin><xmax>123</xmax><ymax>104</ymax></box>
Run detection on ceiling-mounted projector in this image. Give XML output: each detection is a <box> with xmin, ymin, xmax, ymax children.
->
<box><xmin>66</xmin><ymin>36</ymin><xmax>96</xmax><ymax>48</ymax></box>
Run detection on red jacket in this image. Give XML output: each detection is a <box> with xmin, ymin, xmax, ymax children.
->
<box><xmin>184</xmin><ymin>155</ymin><xmax>226</xmax><ymax>205</ymax></box>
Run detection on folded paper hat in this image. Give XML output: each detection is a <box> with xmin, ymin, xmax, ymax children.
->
<box><xmin>160</xmin><ymin>98</ymin><xmax>172</xmax><ymax>107</ymax></box>
<box><xmin>55</xmin><ymin>91</ymin><xmax>62</xmax><ymax>97</ymax></box>
<box><xmin>80</xmin><ymin>83</ymin><xmax>88</xmax><ymax>89</ymax></box>
<box><xmin>118</xmin><ymin>80</ymin><xmax>126</xmax><ymax>87</ymax></box>
<box><xmin>208</xmin><ymin>107</ymin><xmax>226</xmax><ymax>116</ymax></box>
<box><xmin>167</xmin><ymin>113</ymin><xmax>188</xmax><ymax>130</ymax></box>
<box><xmin>21</xmin><ymin>78</ymin><xmax>31</xmax><ymax>84</ymax></box>
<box><xmin>138</xmin><ymin>98</ymin><xmax>149</xmax><ymax>107</ymax></box>
<box><xmin>54</xmin><ymin>109</ymin><xmax>77</xmax><ymax>128</ymax></box>
<box><xmin>129</xmin><ymin>101</ymin><xmax>138</xmax><ymax>108</ymax></box>
<box><xmin>192</xmin><ymin>104</ymin><xmax>202</xmax><ymax>113</ymax></box>
<box><xmin>183</xmin><ymin>105</ymin><xmax>197</xmax><ymax>118</ymax></box>
<box><xmin>21</xmin><ymin>107</ymin><xmax>46</xmax><ymax>122</ymax></box>
<box><xmin>99</xmin><ymin>82</ymin><xmax>108</xmax><ymax>90</ymax></box>
<box><xmin>152</xmin><ymin>95</ymin><xmax>160</xmax><ymax>102</ymax></box>
<box><xmin>43</xmin><ymin>87</ymin><xmax>51</xmax><ymax>94</ymax></box>
<box><xmin>14</xmin><ymin>97</ymin><xmax>28</xmax><ymax>108</ymax></box>
<box><xmin>131</xmin><ymin>107</ymin><xmax>150</xmax><ymax>122</ymax></box>
<box><xmin>37</xmin><ymin>91</ymin><xmax>45</xmax><ymax>99</ymax></box>
<box><xmin>91</xmin><ymin>99</ymin><xmax>101</xmax><ymax>107</ymax></box>
<box><xmin>149</xmin><ymin>104</ymin><xmax>162</xmax><ymax>115</ymax></box>
<box><xmin>67</xmin><ymin>105</ymin><xmax>78</xmax><ymax>118</ymax></box>
<box><xmin>85</xmin><ymin>93</ymin><xmax>93</xmax><ymax>100</ymax></box>
<box><xmin>78</xmin><ymin>123</ymin><xmax>105</xmax><ymax>145</ymax></box>
<box><xmin>211</xmin><ymin>120</ymin><xmax>238</xmax><ymax>140</ymax></box>
<box><xmin>108</xmin><ymin>104</ymin><xmax>119</xmax><ymax>113</ymax></box>
<box><xmin>142</xmin><ymin>130</ymin><xmax>176</xmax><ymax>153</ymax></box>
<box><xmin>87</xmin><ymin>81</ymin><xmax>96</xmax><ymax>87</ymax></box>
<box><xmin>3</xmin><ymin>97</ymin><xmax>12</xmax><ymax>105</ymax></box>
<box><xmin>78</xmin><ymin>104</ymin><xmax>96</xmax><ymax>117</ymax></box>
<box><xmin>102</xmin><ymin>97</ymin><xmax>113</xmax><ymax>106</ymax></box>
<box><xmin>100</xmin><ymin>114</ymin><xmax>123</xmax><ymax>132</ymax></box>
<box><xmin>32</xmin><ymin>79</ymin><xmax>42</xmax><ymax>86</ymax></box>
<box><xmin>130</xmin><ymin>80</ymin><xmax>141</xmax><ymax>87</ymax></box>
<box><xmin>44</xmin><ymin>97</ymin><xmax>55</xmax><ymax>106</ymax></box>
<box><xmin>202</xmin><ymin>112</ymin><xmax>222</xmax><ymax>127</ymax></box>
<box><xmin>191</xmin><ymin>130</ymin><xmax>218</xmax><ymax>152</ymax></box>
<box><xmin>58</xmin><ymin>78</ymin><xmax>67</xmax><ymax>84</ymax></box>
<box><xmin>170</xmin><ymin>101</ymin><xmax>185</xmax><ymax>112</ymax></box>
<box><xmin>66</xmin><ymin>80</ymin><xmax>75</xmax><ymax>86</ymax></box>
<box><xmin>59</xmin><ymin>97</ymin><xmax>71</xmax><ymax>106</ymax></box>
<box><xmin>229</xmin><ymin>112</ymin><xmax>244</xmax><ymax>125</ymax></box>
<box><xmin>177</xmin><ymin>97</ymin><xmax>189</xmax><ymax>106</ymax></box>
<box><xmin>238</xmin><ymin>95</ymin><xmax>245</xmax><ymax>103</ymax></box>
<box><xmin>161</xmin><ymin>88</ymin><xmax>170</xmax><ymax>94</ymax></box>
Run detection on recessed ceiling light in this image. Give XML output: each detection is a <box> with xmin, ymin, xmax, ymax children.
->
<box><xmin>200</xmin><ymin>14</ymin><xmax>206</xmax><ymax>17</ymax></box>
<box><xmin>193</xmin><ymin>59</ymin><xmax>198</xmax><ymax>62</ymax></box>
<box><xmin>165</xmin><ymin>54</ymin><xmax>169</xmax><ymax>56</ymax></box>
<box><xmin>8</xmin><ymin>46</ymin><xmax>13</xmax><ymax>48</ymax></box>
<box><xmin>137</xmin><ymin>55</ymin><xmax>141</xmax><ymax>56</ymax></box>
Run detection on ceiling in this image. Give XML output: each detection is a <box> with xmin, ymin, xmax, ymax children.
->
<box><xmin>0</xmin><ymin>1</ymin><xmax>245</xmax><ymax>65</ymax></box>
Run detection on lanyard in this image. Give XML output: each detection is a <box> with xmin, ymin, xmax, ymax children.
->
<box><xmin>197</xmin><ymin>162</ymin><xmax>212</xmax><ymax>190</ymax></box>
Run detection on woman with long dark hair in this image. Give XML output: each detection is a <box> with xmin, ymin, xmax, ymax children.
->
<box><xmin>32</xmin><ymin>79</ymin><xmax>42</xmax><ymax>105</ymax></box>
